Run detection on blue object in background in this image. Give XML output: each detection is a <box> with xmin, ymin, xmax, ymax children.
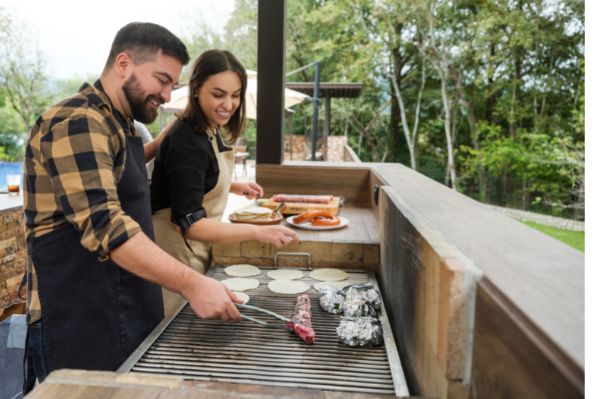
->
<box><xmin>0</xmin><ymin>162</ymin><xmax>23</xmax><ymax>190</ymax></box>
<box><xmin>1</xmin><ymin>314</ymin><xmax>26</xmax><ymax>399</ymax></box>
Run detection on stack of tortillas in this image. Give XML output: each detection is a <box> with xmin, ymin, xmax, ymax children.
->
<box><xmin>267</xmin><ymin>268</ymin><xmax>309</xmax><ymax>294</ymax></box>
<box><xmin>309</xmin><ymin>268</ymin><xmax>350</xmax><ymax>290</ymax></box>
<box><xmin>221</xmin><ymin>277</ymin><xmax>259</xmax><ymax>291</ymax></box>
<box><xmin>222</xmin><ymin>264</ymin><xmax>262</xmax><ymax>303</ymax></box>
<box><xmin>224</xmin><ymin>264</ymin><xmax>261</xmax><ymax>277</ymax></box>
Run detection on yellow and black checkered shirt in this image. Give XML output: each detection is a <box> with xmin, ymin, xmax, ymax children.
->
<box><xmin>23</xmin><ymin>80</ymin><xmax>143</xmax><ymax>323</ymax></box>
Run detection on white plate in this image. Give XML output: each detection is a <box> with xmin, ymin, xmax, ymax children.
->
<box><xmin>286</xmin><ymin>215</ymin><xmax>349</xmax><ymax>231</ymax></box>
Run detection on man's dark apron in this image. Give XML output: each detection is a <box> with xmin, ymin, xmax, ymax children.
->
<box><xmin>28</xmin><ymin>136</ymin><xmax>163</xmax><ymax>372</ymax></box>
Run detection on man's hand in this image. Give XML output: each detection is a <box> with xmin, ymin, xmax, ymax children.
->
<box><xmin>183</xmin><ymin>274</ymin><xmax>242</xmax><ymax>321</ymax></box>
<box><xmin>110</xmin><ymin>232</ymin><xmax>242</xmax><ymax>322</ymax></box>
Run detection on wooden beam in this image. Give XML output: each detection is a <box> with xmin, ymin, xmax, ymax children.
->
<box><xmin>256</xmin><ymin>0</ymin><xmax>286</xmax><ymax>164</ymax></box>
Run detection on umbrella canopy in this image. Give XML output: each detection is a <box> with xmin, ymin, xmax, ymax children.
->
<box><xmin>160</xmin><ymin>70</ymin><xmax>309</xmax><ymax>119</ymax></box>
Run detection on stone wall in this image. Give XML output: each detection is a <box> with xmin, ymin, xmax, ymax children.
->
<box><xmin>486</xmin><ymin>204</ymin><xmax>585</xmax><ymax>231</ymax></box>
<box><xmin>283</xmin><ymin>135</ymin><xmax>349</xmax><ymax>161</ymax></box>
<box><xmin>0</xmin><ymin>207</ymin><xmax>26</xmax><ymax>318</ymax></box>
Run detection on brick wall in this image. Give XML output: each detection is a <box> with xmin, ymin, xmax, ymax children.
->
<box><xmin>0</xmin><ymin>207</ymin><xmax>26</xmax><ymax>318</ymax></box>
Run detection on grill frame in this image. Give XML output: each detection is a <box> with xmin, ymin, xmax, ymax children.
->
<box><xmin>119</xmin><ymin>268</ymin><xmax>409</xmax><ymax>397</ymax></box>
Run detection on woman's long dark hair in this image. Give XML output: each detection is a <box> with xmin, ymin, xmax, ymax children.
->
<box><xmin>178</xmin><ymin>49</ymin><xmax>247</xmax><ymax>142</ymax></box>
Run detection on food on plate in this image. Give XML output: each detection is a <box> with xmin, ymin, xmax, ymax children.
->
<box><xmin>292</xmin><ymin>210</ymin><xmax>339</xmax><ymax>225</ymax></box>
<box><xmin>286</xmin><ymin>294</ymin><xmax>315</xmax><ymax>344</ymax></box>
<box><xmin>267</xmin><ymin>280</ymin><xmax>310</xmax><ymax>294</ymax></box>
<box><xmin>224</xmin><ymin>264</ymin><xmax>261</xmax><ymax>277</ymax></box>
<box><xmin>337</xmin><ymin>317</ymin><xmax>383</xmax><ymax>347</ymax></box>
<box><xmin>310</xmin><ymin>215</ymin><xmax>341</xmax><ymax>226</ymax></box>
<box><xmin>318</xmin><ymin>285</ymin><xmax>345</xmax><ymax>314</ymax></box>
<box><xmin>232</xmin><ymin>291</ymin><xmax>250</xmax><ymax>304</ymax></box>
<box><xmin>308</xmin><ymin>268</ymin><xmax>348</xmax><ymax>282</ymax></box>
<box><xmin>342</xmin><ymin>283</ymin><xmax>382</xmax><ymax>317</ymax></box>
<box><xmin>232</xmin><ymin>205</ymin><xmax>274</xmax><ymax>221</ymax></box>
<box><xmin>267</xmin><ymin>269</ymin><xmax>304</xmax><ymax>280</ymax></box>
<box><xmin>272</xmin><ymin>194</ymin><xmax>334</xmax><ymax>204</ymax></box>
<box><xmin>221</xmin><ymin>277</ymin><xmax>260</xmax><ymax>291</ymax></box>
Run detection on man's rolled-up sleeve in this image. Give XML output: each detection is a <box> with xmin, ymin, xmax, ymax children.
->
<box><xmin>40</xmin><ymin>112</ymin><xmax>141</xmax><ymax>258</ymax></box>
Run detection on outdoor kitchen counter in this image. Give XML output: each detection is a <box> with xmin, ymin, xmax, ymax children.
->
<box><xmin>213</xmin><ymin>204</ymin><xmax>380</xmax><ymax>270</ymax></box>
<box><xmin>0</xmin><ymin>192</ymin><xmax>22</xmax><ymax>212</ymax></box>
<box><xmin>28</xmin><ymin>369</ymin><xmax>399</xmax><ymax>399</ymax></box>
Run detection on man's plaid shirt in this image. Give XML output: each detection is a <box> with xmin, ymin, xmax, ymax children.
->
<box><xmin>23</xmin><ymin>80</ymin><xmax>143</xmax><ymax>323</ymax></box>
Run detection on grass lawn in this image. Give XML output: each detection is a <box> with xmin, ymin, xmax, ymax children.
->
<box><xmin>521</xmin><ymin>220</ymin><xmax>584</xmax><ymax>252</ymax></box>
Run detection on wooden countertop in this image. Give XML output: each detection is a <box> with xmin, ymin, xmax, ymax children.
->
<box><xmin>28</xmin><ymin>370</ymin><xmax>398</xmax><ymax>398</ymax></box>
<box><xmin>371</xmin><ymin>162</ymin><xmax>584</xmax><ymax>370</ymax></box>
<box><xmin>214</xmin><ymin>204</ymin><xmax>380</xmax><ymax>269</ymax></box>
<box><xmin>283</xmin><ymin>205</ymin><xmax>379</xmax><ymax>244</ymax></box>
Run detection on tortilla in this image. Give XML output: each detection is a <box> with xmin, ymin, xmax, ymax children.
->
<box><xmin>267</xmin><ymin>280</ymin><xmax>310</xmax><ymax>295</ymax></box>
<box><xmin>232</xmin><ymin>291</ymin><xmax>250</xmax><ymax>304</ymax></box>
<box><xmin>221</xmin><ymin>278</ymin><xmax>260</xmax><ymax>291</ymax></box>
<box><xmin>233</xmin><ymin>206</ymin><xmax>273</xmax><ymax>221</ymax></box>
<box><xmin>313</xmin><ymin>281</ymin><xmax>351</xmax><ymax>291</ymax></box>
<box><xmin>308</xmin><ymin>268</ymin><xmax>348</xmax><ymax>282</ymax></box>
<box><xmin>267</xmin><ymin>269</ymin><xmax>304</xmax><ymax>280</ymax></box>
<box><xmin>224</xmin><ymin>264</ymin><xmax>261</xmax><ymax>277</ymax></box>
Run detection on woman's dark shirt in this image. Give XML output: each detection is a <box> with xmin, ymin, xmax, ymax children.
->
<box><xmin>150</xmin><ymin>119</ymin><xmax>219</xmax><ymax>229</ymax></box>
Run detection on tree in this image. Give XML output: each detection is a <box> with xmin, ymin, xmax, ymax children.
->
<box><xmin>0</xmin><ymin>7</ymin><xmax>50</xmax><ymax>130</ymax></box>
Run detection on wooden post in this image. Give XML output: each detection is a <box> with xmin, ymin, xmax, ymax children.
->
<box><xmin>256</xmin><ymin>0</ymin><xmax>286</xmax><ymax>164</ymax></box>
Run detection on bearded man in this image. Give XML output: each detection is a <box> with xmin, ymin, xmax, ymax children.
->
<box><xmin>22</xmin><ymin>22</ymin><xmax>242</xmax><ymax>392</ymax></box>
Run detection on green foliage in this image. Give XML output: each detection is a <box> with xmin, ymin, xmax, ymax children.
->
<box><xmin>279</xmin><ymin>0</ymin><xmax>584</xmax><ymax>218</ymax></box>
<box><xmin>0</xmin><ymin>106</ymin><xmax>26</xmax><ymax>161</ymax></box>
<box><xmin>521</xmin><ymin>220</ymin><xmax>584</xmax><ymax>252</ymax></box>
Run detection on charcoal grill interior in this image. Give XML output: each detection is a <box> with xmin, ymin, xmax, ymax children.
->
<box><xmin>119</xmin><ymin>267</ymin><xmax>409</xmax><ymax>396</ymax></box>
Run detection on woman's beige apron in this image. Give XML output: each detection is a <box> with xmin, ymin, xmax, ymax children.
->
<box><xmin>153</xmin><ymin>130</ymin><xmax>234</xmax><ymax>317</ymax></box>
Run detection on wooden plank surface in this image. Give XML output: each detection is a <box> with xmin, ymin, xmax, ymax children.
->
<box><xmin>471</xmin><ymin>280</ymin><xmax>583</xmax><ymax>398</ymax></box>
<box><xmin>260</xmin><ymin>196</ymin><xmax>341</xmax><ymax>215</ymax></box>
<box><xmin>28</xmin><ymin>370</ymin><xmax>403</xmax><ymax>399</ymax></box>
<box><xmin>256</xmin><ymin>162</ymin><xmax>371</xmax><ymax>205</ymax></box>
<box><xmin>214</xmin><ymin>205</ymin><xmax>379</xmax><ymax>269</ymax></box>
<box><xmin>372</xmin><ymin>163</ymin><xmax>584</xmax><ymax>371</ymax></box>
<box><xmin>378</xmin><ymin>188</ymin><xmax>478</xmax><ymax>399</ymax></box>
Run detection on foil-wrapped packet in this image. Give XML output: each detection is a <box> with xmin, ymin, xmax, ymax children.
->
<box><xmin>337</xmin><ymin>317</ymin><xmax>383</xmax><ymax>347</ymax></box>
<box><xmin>318</xmin><ymin>285</ymin><xmax>346</xmax><ymax>314</ymax></box>
<box><xmin>342</xmin><ymin>283</ymin><xmax>382</xmax><ymax>317</ymax></box>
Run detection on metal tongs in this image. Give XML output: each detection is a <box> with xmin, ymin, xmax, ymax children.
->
<box><xmin>236</xmin><ymin>303</ymin><xmax>291</xmax><ymax>330</ymax></box>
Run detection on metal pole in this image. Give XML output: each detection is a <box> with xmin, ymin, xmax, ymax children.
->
<box><xmin>324</xmin><ymin>95</ymin><xmax>330</xmax><ymax>161</ymax></box>
<box><xmin>311</xmin><ymin>61</ymin><xmax>320</xmax><ymax>161</ymax></box>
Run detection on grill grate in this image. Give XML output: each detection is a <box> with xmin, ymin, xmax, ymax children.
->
<box><xmin>121</xmin><ymin>268</ymin><xmax>408</xmax><ymax>396</ymax></box>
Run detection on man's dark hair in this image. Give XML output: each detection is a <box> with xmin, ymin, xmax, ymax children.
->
<box><xmin>104</xmin><ymin>22</ymin><xmax>190</xmax><ymax>71</ymax></box>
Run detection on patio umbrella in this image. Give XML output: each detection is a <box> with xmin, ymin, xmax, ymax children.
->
<box><xmin>160</xmin><ymin>70</ymin><xmax>309</xmax><ymax>119</ymax></box>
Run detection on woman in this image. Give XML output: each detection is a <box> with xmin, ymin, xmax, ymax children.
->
<box><xmin>150</xmin><ymin>50</ymin><xmax>299</xmax><ymax>315</ymax></box>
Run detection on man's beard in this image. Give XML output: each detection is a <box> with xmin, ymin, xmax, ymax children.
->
<box><xmin>122</xmin><ymin>72</ymin><xmax>160</xmax><ymax>123</ymax></box>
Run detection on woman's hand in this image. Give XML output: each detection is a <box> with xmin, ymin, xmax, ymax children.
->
<box><xmin>254</xmin><ymin>225</ymin><xmax>300</xmax><ymax>248</ymax></box>
<box><xmin>230</xmin><ymin>181</ymin><xmax>264</xmax><ymax>199</ymax></box>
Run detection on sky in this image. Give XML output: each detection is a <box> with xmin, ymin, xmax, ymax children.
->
<box><xmin>1</xmin><ymin>0</ymin><xmax>235</xmax><ymax>80</ymax></box>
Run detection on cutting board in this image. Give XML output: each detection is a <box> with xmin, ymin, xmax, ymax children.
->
<box><xmin>259</xmin><ymin>196</ymin><xmax>341</xmax><ymax>216</ymax></box>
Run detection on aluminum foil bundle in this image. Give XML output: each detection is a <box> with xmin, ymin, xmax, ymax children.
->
<box><xmin>342</xmin><ymin>284</ymin><xmax>382</xmax><ymax>317</ymax></box>
<box><xmin>336</xmin><ymin>317</ymin><xmax>383</xmax><ymax>347</ymax></box>
<box><xmin>318</xmin><ymin>285</ymin><xmax>346</xmax><ymax>314</ymax></box>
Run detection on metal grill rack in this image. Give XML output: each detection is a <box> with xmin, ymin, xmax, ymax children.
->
<box><xmin>119</xmin><ymin>267</ymin><xmax>409</xmax><ymax>396</ymax></box>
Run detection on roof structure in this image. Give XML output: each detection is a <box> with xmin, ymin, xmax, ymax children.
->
<box><xmin>285</xmin><ymin>83</ymin><xmax>363</xmax><ymax>98</ymax></box>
